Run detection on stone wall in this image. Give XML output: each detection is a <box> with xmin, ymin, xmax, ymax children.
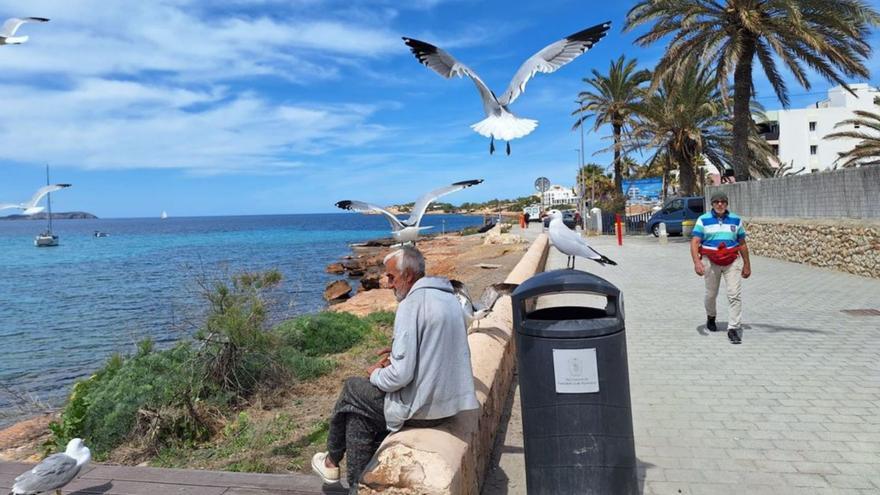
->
<box><xmin>745</xmin><ymin>218</ymin><xmax>880</xmax><ymax>279</ymax></box>
<box><xmin>358</xmin><ymin>234</ymin><xmax>550</xmax><ymax>495</ymax></box>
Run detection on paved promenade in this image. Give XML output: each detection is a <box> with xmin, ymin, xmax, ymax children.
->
<box><xmin>485</xmin><ymin>228</ymin><xmax>880</xmax><ymax>494</ymax></box>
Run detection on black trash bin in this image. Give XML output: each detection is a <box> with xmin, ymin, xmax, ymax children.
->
<box><xmin>511</xmin><ymin>269</ymin><xmax>637</xmax><ymax>495</ymax></box>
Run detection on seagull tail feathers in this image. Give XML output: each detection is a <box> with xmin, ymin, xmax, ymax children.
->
<box><xmin>594</xmin><ymin>254</ymin><xmax>617</xmax><ymax>266</ymax></box>
<box><xmin>471</xmin><ymin>113</ymin><xmax>537</xmax><ymax>142</ymax></box>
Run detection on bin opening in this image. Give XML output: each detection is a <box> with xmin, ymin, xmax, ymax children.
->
<box><xmin>527</xmin><ymin>306</ymin><xmax>608</xmax><ymax>320</ymax></box>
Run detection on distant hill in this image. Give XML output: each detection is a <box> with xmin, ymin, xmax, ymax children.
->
<box><xmin>0</xmin><ymin>211</ymin><xmax>98</xmax><ymax>220</ymax></box>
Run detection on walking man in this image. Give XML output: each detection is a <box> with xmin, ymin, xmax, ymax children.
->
<box><xmin>312</xmin><ymin>246</ymin><xmax>479</xmax><ymax>492</ymax></box>
<box><xmin>690</xmin><ymin>192</ymin><xmax>752</xmax><ymax>344</ymax></box>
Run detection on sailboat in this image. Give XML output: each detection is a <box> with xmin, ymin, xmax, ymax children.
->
<box><xmin>34</xmin><ymin>165</ymin><xmax>61</xmax><ymax>247</ymax></box>
<box><xmin>160</xmin><ymin>210</ymin><xmax>168</xmax><ymax>220</ymax></box>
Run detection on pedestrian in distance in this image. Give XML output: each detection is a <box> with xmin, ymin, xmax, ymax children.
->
<box><xmin>312</xmin><ymin>246</ymin><xmax>479</xmax><ymax>493</ymax></box>
<box><xmin>690</xmin><ymin>192</ymin><xmax>752</xmax><ymax>344</ymax></box>
<box><xmin>519</xmin><ymin>211</ymin><xmax>526</xmax><ymax>229</ymax></box>
<box><xmin>523</xmin><ymin>211</ymin><xmax>530</xmax><ymax>228</ymax></box>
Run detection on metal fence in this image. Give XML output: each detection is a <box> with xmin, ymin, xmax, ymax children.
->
<box><xmin>599</xmin><ymin>211</ymin><xmax>653</xmax><ymax>235</ymax></box>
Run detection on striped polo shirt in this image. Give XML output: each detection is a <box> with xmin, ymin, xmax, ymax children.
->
<box><xmin>692</xmin><ymin>210</ymin><xmax>745</xmax><ymax>250</ymax></box>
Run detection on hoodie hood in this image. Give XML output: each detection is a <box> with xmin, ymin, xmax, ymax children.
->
<box><xmin>406</xmin><ymin>276</ymin><xmax>453</xmax><ymax>297</ymax></box>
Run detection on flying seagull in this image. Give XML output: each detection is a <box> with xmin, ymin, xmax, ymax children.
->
<box><xmin>402</xmin><ymin>22</ymin><xmax>610</xmax><ymax>155</ymax></box>
<box><xmin>9</xmin><ymin>438</ymin><xmax>91</xmax><ymax>495</ymax></box>
<box><xmin>450</xmin><ymin>279</ymin><xmax>519</xmax><ymax>330</ymax></box>
<box><xmin>1</xmin><ymin>183</ymin><xmax>71</xmax><ymax>215</ymax></box>
<box><xmin>0</xmin><ymin>17</ymin><xmax>49</xmax><ymax>45</ymax></box>
<box><xmin>336</xmin><ymin>179</ymin><xmax>483</xmax><ymax>244</ymax></box>
<box><xmin>547</xmin><ymin>209</ymin><xmax>616</xmax><ymax>269</ymax></box>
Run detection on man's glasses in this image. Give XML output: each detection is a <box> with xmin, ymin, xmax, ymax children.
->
<box><xmin>712</xmin><ymin>200</ymin><xmax>728</xmax><ymax>205</ymax></box>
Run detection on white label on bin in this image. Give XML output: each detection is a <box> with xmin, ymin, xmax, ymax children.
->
<box><xmin>552</xmin><ymin>348</ymin><xmax>599</xmax><ymax>393</ymax></box>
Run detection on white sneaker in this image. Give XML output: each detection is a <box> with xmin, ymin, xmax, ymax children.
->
<box><xmin>311</xmin><ymin>452</ymin><xmax>340</xmax><ymax>484</ymax></box>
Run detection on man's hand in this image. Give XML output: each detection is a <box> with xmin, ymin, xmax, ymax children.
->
<box><xmin>366</xmin><ymin>354</ymin><xmax>391</xmax><ymax>377</ymax></box>
<box><xmin>694</xmin><ymin>261</ymin><xmax>705</xmax><ymax>276</ymax></box>
<box><xmin>742</xmin><ymin>264</ymin><xmax>751</xmax><ymax>279</ymax></box>
<box><xmin>376</xmin><ymin>347</ymin><xmax>391</xmax><ymax>357</ymax></box>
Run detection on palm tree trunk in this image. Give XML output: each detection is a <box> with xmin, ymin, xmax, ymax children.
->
<box><xmin>678</xmin><ymin>147</ymin><xmax>696</xmax><ymax>196</ymax></box>
<box><xmin>732</xmin><ymin>38</ymin><xmax>756</xmax><ymax>182</ymax></box>
<box><xmin>613</xmin><ymin>122</ymin><xmax>623</xmax><ymax>196</ymax></box>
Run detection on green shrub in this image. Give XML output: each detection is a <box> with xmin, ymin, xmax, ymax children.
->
<box><xmin>275</xmin><ymin>312</ymin><xmax>368</xmax><ymax>356</ymax></box>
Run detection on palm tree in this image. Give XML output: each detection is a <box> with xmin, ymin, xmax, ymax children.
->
<box><xmin>626</xmin><ymin>0</ymin><xmax>880</xmax><ymax>183</ymax></box>
<box><xmin>578</xmin><ymin>163</ymin><xmax>615</xmax><ymax>204</ymax></box>
<box><xmin>573</xmin><ymin>56</ymin><xmax>651</xmax><ymax>198</ymax></box>
<box><xmin>629</xmin><ymin>61</ymin><xmax>774</xmax><ymax>195</ymax></box>
<box><xmin>825</xmin><ymin>96</ymin><xmax>880</xmax><ymax>168</ymax></box>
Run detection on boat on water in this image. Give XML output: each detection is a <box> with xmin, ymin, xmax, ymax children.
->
<box><xmin>34</xmin><ymin>165</ymin><xmax>63</xmax><ymax>248</ymax></box>
<box><xmin>160</xmin><ymin>210</ymin><xmax>168</xmax><ymax>220</ymax></box>
<box><xmin>94</xmin><ymin>230</ymin><xmax>109</xmax><ymax>238</ymax></box>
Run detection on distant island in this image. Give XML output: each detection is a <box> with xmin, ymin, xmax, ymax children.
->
<box><xmin>0</xmin><ymin>212</ymin><xmax>98</xmax><ymax>220</ymax></box>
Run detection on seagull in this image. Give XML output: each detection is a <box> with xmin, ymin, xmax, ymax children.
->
<box><xmin>0</xmin><ymin>17</ymin><xmax>49</xmax><ymax>45</ymax></box>
<box><xmin>9</xmin><ymin>438</ymin><xmax>91</xmax><ymax>495</ymax></box>
<box><xmin>336</xmin><ymin>179</ymin><xmax>483</xmax><ymax>244</ymax></box>
<box><xmin>1</xmin><ymin>183</ymin><xmax>71</xmax><ymax>215</ymax></box>
<box><xmin>547</xmin><ymin>209</ymin><xmax>616</xmax><ymax>269</ymax></box>
<box><xmin>450</xmin><ymin>280</ymin><xmax>519</xmax><ymax>330</ymax></box>
<box><xmin>402</xmin><ymin>22</ymin><xmax>610</xmax><ymax>155</ymax></box>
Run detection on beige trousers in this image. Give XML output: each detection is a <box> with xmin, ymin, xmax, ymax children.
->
<box><xmin>704</xmin><ymin>256</ymin><xmax>743</xmax><ymax>330</ymax></box>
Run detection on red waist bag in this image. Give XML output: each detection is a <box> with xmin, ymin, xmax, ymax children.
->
<box><xmin>701</xmin><ymin>242</ymin><xmax>740</xmax><ymax>266</ymax></box>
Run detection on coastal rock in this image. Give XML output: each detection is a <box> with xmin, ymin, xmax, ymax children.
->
<box><xmin>326</xmin><ymin>263</ymin><xmax>345</xmax><ymax>274</ymax></box>
<box><xmin>329</xmin><ymin>289</ymin><xmax>398</xmax><ymax>317</ymax></box>
<box><xmin>323</xmin><ymin>280</ymin><xmax>352</xmax><ymax>302</ymax></box>
<box><xmin>360</xmin><ymin>272</ymin><xmax>383</xmax><ymax>291</ymax></box>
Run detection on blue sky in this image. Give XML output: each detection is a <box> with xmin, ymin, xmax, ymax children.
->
<box><xmin>1</xmin><ymin>0</ymin><xmax>879</xmax><ymax>218</ymax></box>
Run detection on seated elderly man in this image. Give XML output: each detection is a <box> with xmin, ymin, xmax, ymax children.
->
<box><xmin>312</xmin><ymin>246</ymin><xmax>479</xmax><ymax>493</ymax></box>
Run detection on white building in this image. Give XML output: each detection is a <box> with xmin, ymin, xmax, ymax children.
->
<box><xmin>757</xmin><ymin>83</ymin><xmax>880</xmax><ymax>172</ymax></box>
<box><xmin>542</xmin><ymin>184</ymin><xmax>579</xmax><ymax>206</ymax></box>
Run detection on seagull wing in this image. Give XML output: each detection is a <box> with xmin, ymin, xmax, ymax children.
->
<box><xmin>498</xmin><ymin>22</ymin><xmax>611</xmax><ymax>107</ymax></box>
<box><xmin>406</xmin><ymin>179</ymin><xmax>483</xmax><ymax>226</ymax></box>
<box><xmin>25</xmin><ymin>184</ymin><xmax>70</xmax><ymax>208</ymax></box>
<box><xmin>12</xmin><ymin>453</ymin><xmax>81</xmax><ymax>493</ymax></box>
<box><xmin>477</xmin><ymin>282</ymin><xmax>519</xmax><ymax>312</ymax></box>
<box><xmin>0</xmin><ymin>203</ymin><xmax>23</xmax><ymax>210</ymax></box>
<box><xmin>549</xmin><ymin>219</ymin><xmax>617</xmax><ymax>265</ymax></box>
<box><xmin>335</xmin><ymin>200</ymin><xmax>405</xmax><ymax>231</ymax></box>
<box><xmin>402</xmin><ymin>38</ymin><xmax>499</xmax><ymax>117</ymax></box>
<box><xmin>0</xmin><ymin>17</ymin><xmax>49</xmax><ymax>37</ymax></box>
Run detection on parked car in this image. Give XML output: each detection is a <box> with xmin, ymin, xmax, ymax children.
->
<box><xmin>543</xmin><ymin>210</ymin><xmax>577</xmax><ymax>230</ymax></box>
<box><xmin>645</xmin><ymin>196</ymin><xmax>705</xmax><ymax>236</ymax></box>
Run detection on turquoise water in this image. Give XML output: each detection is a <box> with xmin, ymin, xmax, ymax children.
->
<box><xmin>0</xmin><ymin>213</ymin><xmax>483</xmax><ymax>421</ymax></box>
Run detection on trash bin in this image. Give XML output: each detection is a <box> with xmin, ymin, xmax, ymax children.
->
<box><xmin>682</xmin><ymin>219</ymin><xmax>696</xmax><ymax>237</ymax></box>
<box><xmin>511</xmin><ymin>269</ymin><xmax>637</xmax><ymax>495</ymax></box>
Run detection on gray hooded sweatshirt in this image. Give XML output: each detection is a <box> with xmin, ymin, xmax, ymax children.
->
<box><xmin>369</xmin><ymin>276</ymin><xmax>479</xmax><ymax>431</ymax></box>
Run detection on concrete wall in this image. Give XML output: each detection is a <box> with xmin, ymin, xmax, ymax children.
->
<box><xmin>359</xmin><ymin>234</ymin><xmax>550</xmax><ymax>495</ymax></box>
<box><xmin>706</xmin><ymin>166</ymin><xmax>880</xmax><ymax>219</ymax></box>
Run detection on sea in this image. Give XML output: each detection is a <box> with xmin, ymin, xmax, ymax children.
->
<box><xmin>0</xmin><ymin>213</ymin><xmax>484</xmax><ymax>425</ymax></box>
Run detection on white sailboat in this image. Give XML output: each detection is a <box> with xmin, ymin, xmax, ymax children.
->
<box><xmin>160</xmin><ymin>210</ymin><xmax>168</xmax><ymax>220</ymax></box>
<box><xmin>34</xmin><ymin>165</ymin><xmax>62</xmax><ymax>247</ymax></box>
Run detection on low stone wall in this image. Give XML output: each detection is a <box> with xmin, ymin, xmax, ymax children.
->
<box><xmin>358</xmin><ymin>234</ymin><xmax>550</xmax><ymax>495</ymax></box>
<box><xmin>745</xmin><ymin>217</ymin><xmax>880</xmax><ymax>279</ymax></box>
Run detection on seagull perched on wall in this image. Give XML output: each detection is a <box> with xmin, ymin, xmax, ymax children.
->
<box><xmin>450</xmin><ymin>279</ymin><xmax>519</xmax><ymax>330</ymax></box>
<box><xmin>0</xmin><ymin>17</ymin><xmax>49</xmax><ymax>45</ymax></box>
<box><xmin>336</xmin><ymin>179</ymin><xmax>483</xmax><ymax>244</ymax></box>
<box><xmin>1</xmin><ymin>183</ymin><xmax>71</xmax><ymax>215</ymax></box>
<box><xmin>9</xmin><ymin>438</ymin><xmax>90</xmax><ymax>495</ymax></box>
<box><xmin>547</xmin><ymin>209</ymin><xmax>616</xmax><ymax>269</ymax></box>
<box><xmin>402</xmin><ymin>21</ymin><xmax>610</xmax><ymax>155</ymax></box>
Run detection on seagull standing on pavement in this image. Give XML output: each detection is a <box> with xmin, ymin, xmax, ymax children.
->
<box><xmin>336</xmin><ymin>179</ymin><xmax>483</xmax><ymax>244</ymax></box>
<box><xmin>402</xmin><ymin>22</ymin><xmax>610</xmax><ymax>155</ymax></box>
<box><xmin>0</xmin><ymin>17</ymin><xmax>49</xmax><ymax>45</ymax></box>
<box><xmin>547</xmin><ymin>209</ymin><xmax>616</xmax><ymax>269</ymax></box>
<box><xmin>450</xmin><ymin>280</ymin><xmax>519</xmax><ymax>330</ymax></box>
<box><xmin>9</xmin><ymin>438</ymin><xmax>90</xmax><ymax>495</ymax></box>
<box><xmin>1</xmin><ymin>183</ymin><xmax>71</xmax><ymax>215</ymax></box>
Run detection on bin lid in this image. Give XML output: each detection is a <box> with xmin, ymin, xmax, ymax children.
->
<box><xmin>512</xmin><ymin>269</ymin><xmax>624</xmax><ymax>338</ymax></box>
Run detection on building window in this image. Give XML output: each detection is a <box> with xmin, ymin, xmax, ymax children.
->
<box><xmin>771</xmin><ymin>144</ymin><xmax>779</xmax><ymax>155</ymax></box>
<box><xmin>809</xmin><ymin>121</ymin><xmax>816</xmax><ymax>132</ymax></box>
<box><xmin>810</xmin><ymin>145</ymin><xmax>818</xmax><ymax>155</ymax></box>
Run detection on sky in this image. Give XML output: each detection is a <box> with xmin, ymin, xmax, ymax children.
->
<box><xmin>1</xmin><ymin>0</ymin><xmax>879</xmax><ymax>218</ymax></box>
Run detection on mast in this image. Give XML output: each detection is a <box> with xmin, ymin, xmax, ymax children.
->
<box><xmin>45</xmin><ymin>164</ymin><xmax>53</xmax><ymax>233</ymax></box>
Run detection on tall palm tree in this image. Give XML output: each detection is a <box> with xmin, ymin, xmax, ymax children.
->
<box><xmin>629</xmin><ymin>61</ymin><xmax>773</xmax><ymax>195</ymax></box>
<box><xmin>825</xmin><ymin>96</ymin><xmax>880</xmax><ymax>168</ymax></box>
<box><xmin>573</xmin><ymin>56</ymin><xmax>651</xmax><ymax>198</ymax></box>
<box><xmin>626</xmin><ymin>0</ymin><xmax>880</xmax><ymax>183</ymax></box>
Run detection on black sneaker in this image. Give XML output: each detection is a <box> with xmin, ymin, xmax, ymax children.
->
<box><xmin>706</xmin><ymin>316</ymin><xmax>718</xmax><ymax>332</ymax></box>
<box><xmin>728</xmin><ymin>329</ymin><xmax>741</xmax><ymax>344</ymax></box>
